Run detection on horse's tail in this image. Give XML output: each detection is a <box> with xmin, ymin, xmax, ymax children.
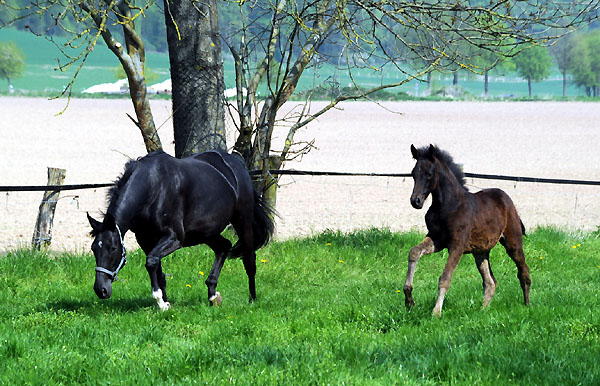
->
<box><xmin>230</xmin><ymin>189</ymin><xmax>275</xmax><ymax>257</ymax></box>
<box><xmin>520</xmin><ymin>218</ymin><xmax>526</xmax><ymax>236</ymax></box>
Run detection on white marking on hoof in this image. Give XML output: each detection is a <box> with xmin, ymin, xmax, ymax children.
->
<box><xmin>152</xmin><ymin>289</ymin><xmax>171</xmax><ymax>311</ymax></box>
<box><xmin>209</xmin><ymin>291</ymin><xmax>223</xmax><ymax>307</ymax></box>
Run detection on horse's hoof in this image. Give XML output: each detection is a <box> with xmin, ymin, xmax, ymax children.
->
<box><xmin>159</xmin><ymin>302</ymin><xmax>171</xmax><ymax>311</ymax></box>
<box><xmin>431</xmin><ymin>308</ymin><xmax>442</xmax><ymax>318</ymax></box>
<box><xmin>210</xmin><ymin>292</ymin><xmax>223</xmax><ymax>307</ymax></box>
<box><xmin>405</xmin><ymin>299</ymin><xmax>415</xmax><ymax>309</ymax></box>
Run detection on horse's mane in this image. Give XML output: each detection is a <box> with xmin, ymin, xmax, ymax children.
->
<box><xmin>106</xmin><ymin>159</ymin><xmax>138</xmax><ymax>208</ymax></box>
<box><xmin>107</xmin><ymin>151</ymin><xmax>167</xmax><ymax>207</ymax></box>
<box><xmin>415</xmin><ymin>145</ymin><xmax>467</xmax><ymax>188</ymax></box>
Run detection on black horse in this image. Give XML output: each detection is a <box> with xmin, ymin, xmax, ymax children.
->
<box><xmin>88</xmin><ymin>150</ymin><xmax>274</xmax><ymax>310</ymax></box>
<box><xmin>404</xmin><ymin>144</ymin><xmax>530</xmax><ymax>317</ymax></box>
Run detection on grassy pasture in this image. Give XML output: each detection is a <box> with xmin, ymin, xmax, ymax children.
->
<box><xmin>1</xmin><ymin>228</ymin><xmax>599</xmax><ymax>384</ymax></box>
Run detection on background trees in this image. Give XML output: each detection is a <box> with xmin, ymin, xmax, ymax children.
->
<box><xmin>514</xmin><ymin>46</ymin><xmax>553</xmax><ymax>97</ymax></box>
<box><xmin>0</xmin><ymin>41</ymin><xmax>25</xmax><ymax>91</ymax></box>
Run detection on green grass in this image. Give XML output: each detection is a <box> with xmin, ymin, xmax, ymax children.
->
<box><xmin>1</xmin><ymin>227</ymin><xmax>599</xmax><ymax>384</ymax></box>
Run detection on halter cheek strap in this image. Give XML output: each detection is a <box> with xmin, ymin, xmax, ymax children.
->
<box><xmin>95</xmin><ymin>224</ymin><xmax>127</xmax><ymax>282</ymax></box>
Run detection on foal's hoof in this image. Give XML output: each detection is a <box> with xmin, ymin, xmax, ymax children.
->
<box><xmin>405</xmin><ymin>299</ymin><xmax>415</xmax><ymax>309</ymax></box>
<box><xmin>431</xmin><ymin>308</ymin><xmax>442</xmax><ymax>318</ymax></box>
<box><xmin>209</xmin><ymin>292</ymin><xmax>223</xmax><ymax>307</ymax></box>
<box><xmin>159</xmin><ymin>302</ymin><xmax>171</xmax><ymax>311</ymax></box>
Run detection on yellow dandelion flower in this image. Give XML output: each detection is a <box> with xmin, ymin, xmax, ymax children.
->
<box><xmin>339</xmin><ymin>260</ymin><xmax>344</xmax><ymax>263</ymax></box>
<box><xmin>540</xmin><ymin>256</ymin><xmax>544</xmax><ymax>260</ymax></box>
<box><xmin>199</xmin><ymin>271</ymin><xmax>204</xmax><ymax>276</ymax></box>
<box><xmin>326</xmin><ymin>243</ymin><xmax>332</xmax><ymax>246</ymax></box>
<box><xmin>260</xmin><ymin>259</ymin><xmax>267</xmax><ymax>263</ymax></box>
<box><xmin>577</xmin><ymin>244</ymin><xmax>581</xmax><ymax>247</ymax></box>
<box><xmin>572</xmin><ymin>245</ymin><xmax>577</xmax><ymax>249</ymax></box>
<box><xmin>186</xmin><ymin>284</ymin><xmax>191</xmax><ymax>288</ymax></box>
<box><xmin>396</xmin><ymin>290</ymin><xmax>402</xmax><ymax>293</ymax></box>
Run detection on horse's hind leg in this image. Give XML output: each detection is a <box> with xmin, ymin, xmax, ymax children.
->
<box><xmin>473</xmin><ymin>252</ymin><xmax>496</xmax><ymax>307</ymax></box>
<box><xmin>404</xmin><ymin>236</ymin><xmax>436</xmax><ymax>309</ymax></box>
<box><xmin>205</xmin><ymin>235</ymin><xmax>232</xmax><ymax>306</ymax></box>
<box><xmin>501</xmin><ymin>221</ymin><xmax>531</xmax><ymax>305</ymax></box>
<box><xmin>235</xmin><ymin>220</ymin><xmax>257</xmax><ymax>302</ymax></box>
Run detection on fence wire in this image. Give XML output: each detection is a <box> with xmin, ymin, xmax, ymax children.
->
<box><xmin>2</xmin><ymin>174</ymin><xmax>598</xmax><ymax>252</ymax></box>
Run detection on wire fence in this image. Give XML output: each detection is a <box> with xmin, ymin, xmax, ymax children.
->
<box><xmin>1</xmin><ymin>170</ymin><xmax>599</xmax><ymax>251</ymax></box>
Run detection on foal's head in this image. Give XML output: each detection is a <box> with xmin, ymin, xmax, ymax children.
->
<box><xmin>410</xmin><ymin>144</ymin><xmax>466</xmax><ymax>209</ymax></box>
<box><xmin>410</xmin><ymin>144</ymin><xmax>439</xmax><ymax>209</ymax></box>
<box><xmin>87</xmin><ymin>213</ymin><xmax>126</xmax><ymax>299</ymax></box>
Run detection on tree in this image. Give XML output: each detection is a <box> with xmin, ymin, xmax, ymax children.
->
<box><xmin>0</xmin><ymin>41</ymin><xmax>25</xmax><ymax>91</ymax></box>
<box><xmin>550</xmin><ymin>33</ymin><xmax>578</xmax><ymax>97</ymax></box>
<box><xmin>570</xmin><ymin>30</ymin><xmax>600</xmax><ymax>96</ymax></box>
<box><xmin>163</xmin><ymin>0</ymin><xmax>226</xmax><ymax>157</ymax></box>
<box><xmin>514</xmin><ymin>46</ymin><xmax>552</xmax><ymax>97</ymax></box>
<box><xmin>222</xmin><ymin>0</ymin><xmax>598</xmax><ymax>206</ymax></box>
<box><xmin>1</xmin><ymin>1</ymin><xmax>162</xmax><ymax>153</ymax></box>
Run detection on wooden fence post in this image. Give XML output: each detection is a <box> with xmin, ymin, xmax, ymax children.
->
<box><xmin>32</xmin><ymin>167</ymin><xmax>66</xmax><ymax>250</ymax></box>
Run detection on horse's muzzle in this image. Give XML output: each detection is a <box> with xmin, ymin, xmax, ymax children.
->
<box><xmin>94</xmin><ymin>277</ymin><xmax>112</xmax><ymax>299</ymax></box>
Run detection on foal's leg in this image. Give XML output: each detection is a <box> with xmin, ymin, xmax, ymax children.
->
<box><xmin>404</xmin><ymin>236</ymin><xmax>436</xmax><ymax>309</ymax></box>
<box><xmin>432</xmin><ymin>247</ymin><xmax>465</xmax><ymax>317</ymax></box>
<box><xmin>473</xmin><ymin>252</ymin><xmax>496</xmax><ymax>307</ymax></box>
<box><xmin>145</xmin><ymin>232</ymin><xmax>182</xmax><ymax>311</ymax></box>
<box><xmin>205</xmin><ymin>235</ymin><xmax>232</xmax><ymax>306</ymax></box>
<box><xmin>501</xmin><ymin>233</ymin><xmax>531</xmax><ymax>306</ymax></box>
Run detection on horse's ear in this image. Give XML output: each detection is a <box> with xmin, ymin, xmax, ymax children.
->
<box><xmin>87</xmin><ymin>212</ymin><xmax>102</xmax><ymax>236</ymax></box>
<box><xmin>103</xmin><ymin>213</ymin><xmax>116</xmax><ymax>231</ymax></box>
<box><xmin>410</xmin><ymin>144</ymin><xmax>419</xmax><ymax>159</ymax></box>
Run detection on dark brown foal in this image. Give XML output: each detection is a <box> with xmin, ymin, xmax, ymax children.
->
<box><xmin>404</xmin><ymin>144</ymin><xmax>531</xmax><ymax>317</ymax></box>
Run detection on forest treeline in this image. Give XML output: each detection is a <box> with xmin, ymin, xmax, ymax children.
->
<box><xmin>2</xmin><ymin>2</ymin><xmax>600</xmax><ymax>96</ymax></box>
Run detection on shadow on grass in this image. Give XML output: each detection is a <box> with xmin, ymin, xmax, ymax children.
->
<box><xmin>47</xmin><ymin>297</ymin><xmax>156</xmax><ymax>314</ymax></box>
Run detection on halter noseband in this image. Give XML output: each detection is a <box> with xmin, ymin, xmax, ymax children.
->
<box><xmin>95</xmin><ymin>224</ymin><xmax>127</xmax><ymax>282</ymax></box>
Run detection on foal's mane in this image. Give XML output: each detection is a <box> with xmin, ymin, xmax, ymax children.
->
<box><xmin>416</xmin><ymin>145</ymin><xmax>467</xmax><ymax>188</ymax></box>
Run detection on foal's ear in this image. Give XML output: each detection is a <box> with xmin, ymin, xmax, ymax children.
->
<box><xmin>87</xmin><ymin>212</ymin><xmax>102</xmax><ymax>235</ymax></box>
<box><xmin>410</xmin><ymin>144</ymin><xmax>419</xmax><ymax>159</ymax></box>
<box><xmin>426</xmin><ymin>144</ymin><xmax>437</xmax><ymax>160</ymax></box>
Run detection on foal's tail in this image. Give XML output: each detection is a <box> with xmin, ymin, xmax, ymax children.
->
<box><xmin>520</xmin><ymin>218</ymin><xmax>526</xmax><ymax>236</ymax></box>
<box><xmin>230</xmin><ymin>189</ymin><xmax>275</xmax><ymax>257</ymax></box>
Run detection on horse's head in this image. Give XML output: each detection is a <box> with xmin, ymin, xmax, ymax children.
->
<box><xmin>410</xmin><ymin>144</ymin><xmax>440</xmax><ymax>209</ymax></box>
<box><xmin>87</xmin><ymin>213</ymin><xmax>126</xmax><ymax>299</ymax></box>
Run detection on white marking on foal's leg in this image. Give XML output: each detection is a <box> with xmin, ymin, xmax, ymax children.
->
<box><xmin>152</xmin><ymin>289</ymin><xmax>171</xmax><ymax>311</ymax></box>
<box><xmin>432</xmin><ymin>287</ymin><xmax>447</xmax><ymax>317</ymax></box>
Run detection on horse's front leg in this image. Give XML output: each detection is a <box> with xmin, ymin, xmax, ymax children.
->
<box><xmin>404</xmin><ymin>236</ymin><xmax>436</xmax><ymax>309</ymax></box>
<box><xmin>432</xmin><ymin>246</ymin><xmax>464</xmax><ymax>317</ymax></box>
<box><xmin>145</xmin><ymin>233</ymin><xmax>182</xmax><ymax>311</ymax></box>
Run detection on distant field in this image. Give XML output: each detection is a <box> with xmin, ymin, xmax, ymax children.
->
<box><xmin>0</xmin><ymin>27</ymin><xmax>588</xmax><ymax>97</ymax></box>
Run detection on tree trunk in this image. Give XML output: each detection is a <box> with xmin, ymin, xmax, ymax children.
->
<box><xmin>562</xmin><ymin>70</ymin><xmax>567</xmax><ymax>97</ymax></box>
<box><xmin>164</xmin><ymin>0</ymin><xmax>226</xmax><ymax>158</ymax></box>
<box><xmin>426</xmin><ymin>71</ymin><xmax>432</xmax><ymax>95</ymax></box>
<box><xmin>528</xmin><ymin>78</ymin><xmax>532</xmax><ymax>97</ymax></box>
<box><xmin>452</xmin><ymin>72</ymin><xmax>458</xmax><ymax>86</ymax></box>
<box><xmin>484</xmin><ymin>70</ymin><xmax>489</xmax><ymax>98</ymax></box>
